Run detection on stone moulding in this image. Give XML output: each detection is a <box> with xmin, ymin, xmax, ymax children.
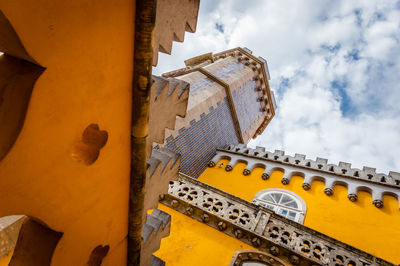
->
<box><xmin>161</xmin><ymin>174</ymin><xmax>394</xmax><ymax>266</ymax></box>
<box><xmin>229</xmin><ymin>250</ymin><xmax>286</xmax><ymax>266</ymax></box>
<box><xmin>208</xmin><ymin>144</ymin><xmax>400</xmax><ymax>209</ymax></box>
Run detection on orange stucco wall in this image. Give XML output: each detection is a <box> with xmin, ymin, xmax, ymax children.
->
<box><xmin>198</xmin><ymin>160</ymin><xmax>400</xmax><ymax>264</ymax></box>
<box><xmin>0</xmin><ymin>1</ymin><xmax>135</xmax><ymax>264</ymax></box>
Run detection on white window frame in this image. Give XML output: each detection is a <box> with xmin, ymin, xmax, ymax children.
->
<box><xmin>252</xmin><ymin>188</ymin><xmax>307</xmax><ymax>224</ymax></box>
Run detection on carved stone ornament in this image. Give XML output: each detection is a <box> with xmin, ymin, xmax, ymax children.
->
<box><xmin>324</xmin><ymin>188</ymin><xmax>333</xmax><ymax>196</ymax></box>
<box><xmin>348</xmin><ymin>193</ymin><xmax>358</xmax><ymax>202</ymax></box>
<box><xmin>261</xmin><ymin>173</ymin><xmax>269</xmax><ymax>180</ymax></box>
<box><xmin>302</xmin><ymin>182</ymin><xmax>311</xmax><ymax>190</ymax></box>
<box><xmin>373</xmin><ymin>199</ymin><xmax>384</xmax><ymax>208</ymax></box>
<box><xmin>225</xmin><ymin>165</ymin><xmax>233</xmax><ymax>171</ymax></box>
<box><xmin>208</xmin><ymin>161</ymin><xmax>216</xmax><ymax>167</ymax></box>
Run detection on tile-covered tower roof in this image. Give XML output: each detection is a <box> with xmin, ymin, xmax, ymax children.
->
<box><xmin>155</xmin><ymin>47</ymin><xmax>276</xmax><ymax>178</ymax></box>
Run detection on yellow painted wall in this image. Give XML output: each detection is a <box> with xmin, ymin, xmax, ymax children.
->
<box><xmin>0</xmin><ymin>250</ymin><xmax>13</xmax><ymax>266</ymax></box>
<box><xmin>0</xmin><ymin>1</ymin><xmax>134</xmax><ymax>264</ymax></box>
<box><xmin>197</xmin><ymin>160</ymin><xmax>400</xmax><ymax>264</ymax></box>
<box><xmin>154</xmin><ymin>204</ymin><xmax>255</xmax><ymax>266</ymax></box>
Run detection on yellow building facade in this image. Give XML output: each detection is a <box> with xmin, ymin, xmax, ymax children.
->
<box><xmin>1</xmin><ymin>0</ymin><xmax>399</xmax><ymax>265</ymax></box>
<box><xmin>156</xmin><ymin>145</ymin><xmax>400</xmax><ymax>265</ymax></box>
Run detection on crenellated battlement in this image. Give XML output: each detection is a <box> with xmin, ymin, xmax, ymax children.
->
<box><xmin>223</xmin><ymin>144</ymin><xmax>400</xmax><ymax>187</ymax></box>
<box><xmin>208</xmin><ymin>144</ymin><xmax>400</xmax><ymax>209</ymax></box>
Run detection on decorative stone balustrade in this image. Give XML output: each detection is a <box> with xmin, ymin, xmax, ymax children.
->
<box><xmin>161</xmin><ymin>174</ymin><xmax>394</xmax><ymax>266</ymax></box>
<box><xmin>207</xmin><ymin>144</ymin><xmax>400</xmax><ymax>209</ymax></box>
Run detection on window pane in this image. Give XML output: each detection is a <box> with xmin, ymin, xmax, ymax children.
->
<box><xmin>280</xmin><ymin>194</ymin><xmax>293</xmax><ymax>205</ymax></box>
<box><xmin>255</xmin><ymin>189</ymin><xmax>305</xmax><ymax>224</ymax></box>
<box><xmin>262</xmin><ymin>194</ymin><xmax>274</xmax><ymax>202</ymax></box>
<box><xmin>266</xmin><ymin>204</ymin><xmax>275</xmax><ymax>210</ymax></box>
<box><xmin>286</xmin><ymin>201</ymin><xmax>298</xmax><ymax>209</ymax></box>
<box><xmin>288</xmin><ymin>211</ymin><xmax>297</xmax><ymax>220</ymax></box>
<box><xmin>278</xmin><ymin>209</ymin><xmax>288</xmax><ymax>216</ymax></box>
<box><xmin>271</xmin><ymin>193</ymin><xmax>282</xmax><ymax>203</ymax></box>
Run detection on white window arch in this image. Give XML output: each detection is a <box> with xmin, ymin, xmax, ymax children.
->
<box><xmin>252</xmin><ymin>188</ymin><xmax>307</xmax><ymax>223</ymax></box>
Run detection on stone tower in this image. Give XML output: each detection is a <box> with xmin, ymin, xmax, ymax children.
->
<box><xmin>157</xmin><ymin>47</ymin><xmax>276</xmax><ymax>178</ymax></box>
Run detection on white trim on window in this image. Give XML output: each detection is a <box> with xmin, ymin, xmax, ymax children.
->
<box><xmin>252</xmin><ymin>188</ymin><xmax>307</xmax><ymax>224</ymax></box>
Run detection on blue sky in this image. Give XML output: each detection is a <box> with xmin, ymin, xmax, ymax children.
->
<box><xmin>153</xmin><ymin>0</ymin><xmax>400</xmax><ymax>174</ymax></box>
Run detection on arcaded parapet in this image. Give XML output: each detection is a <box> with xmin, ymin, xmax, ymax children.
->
<box><xmin>208</xmin><ymin>144</ymin><xmax>400</xmax><ymax>209</ymax></box>
<box><xmin>152</xmin><ymin>0</ymin><xmax>200</xmax><ymax>66</ymax></box>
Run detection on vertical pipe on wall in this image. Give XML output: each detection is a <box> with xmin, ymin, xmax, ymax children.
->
<box><xmin>128</xmin><ymin>0</ymin><xmax>157</xmax><ymax>265</ymax></box>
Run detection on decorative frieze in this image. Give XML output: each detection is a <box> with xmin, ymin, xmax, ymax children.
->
<box><xmin>208</xmin><ymin>144</ymin><xmax>400</xmax><ymax>209</ymax></box>
<box><xmin>161</xmin><ymin>174</ymin><xmax>394</xmax><ymax>266</ymax></box>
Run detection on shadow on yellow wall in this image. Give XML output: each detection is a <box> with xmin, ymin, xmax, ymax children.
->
<box><xmin>154</xmin><ymin>204</ymin><xmax>255</xmax><ymax>266</ymax></box>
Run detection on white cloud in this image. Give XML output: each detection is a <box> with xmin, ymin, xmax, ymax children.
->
<box><xmin>154</xmin><ymin>0</ymin><xmax>400</xmax><ymax>174</ymax></box>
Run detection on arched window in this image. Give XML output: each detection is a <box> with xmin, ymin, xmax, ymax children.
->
<box><xmin>252</xmin><ymin>188</ymin><xmax>306</xmax><ymax>223</ymax></box>
<box><xmin>229</xmin><ymin>250</ymin><xmax>285</xmax><ymax>266</ymax></box>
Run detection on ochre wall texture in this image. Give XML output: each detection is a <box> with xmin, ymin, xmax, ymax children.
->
<box><xmin>154</xmin><ymin>204</ymin><xmax>256</xmax><ymax>266</ymax></box>
<box><xmin>198</xmin><ymin>160</ymin><xmax>400</xmax><ymax>264</ymax></box>
<box><xmin>0</xmin><ymin>0</ymin><xmax>135</xmax><ymax>264</ymax></box>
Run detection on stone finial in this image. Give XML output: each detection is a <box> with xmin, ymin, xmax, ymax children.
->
<box><xmin>243</xmin><ymin>168</ymin><xmax>251</xmax><ymax>176</ymax></box>
<box><xmin>281</xmin><ymin>177</ymin><xmax>290</xmax><ymax>185</ymax></box>
<box><xmin>302</xmin><ymin>183</ymin><xmax>311</xmax><ymax>190</ymax></box>
<box><xmin>251</xmin><ymin>237</ymin><xmax>261</xmax><ymax>247</ymax></box>
<box><xmin>217</xmin><ymin>221</ymin><xmax>227</xmax><ymax>231</ymax></box>
<box><xmin>324</xmin><ymin>188</ymin><xmax>333</xmax><ymax>196</ymax></box>
<box><xmin>373</xmin><ymin>200</ymin><xmax>384</xmax><ymax>208</ymax></box>
<box><xmin>348</xmin><ymin>194</ymin><xmax>358</xmax><ymax>202</ymax></box>
<box><xmin>261</xmin><ymin>173</ymin><xmax>269</xmax><ymax>180</ymax></box>
<box><xmin>185</xmin><ymin>207</ymin><xmax>194</xmax><ymax>216</ymax></box>
<box><xmin>234</xmin><ymin>229</ymin><xmax>243</xmax><ymax>239</ymax></box>
<box><xmin>225</xmin><ymin>165</ymin><xmax>233</xmax><ymax>171</ymax></box>
<box><xmin>171</xmin><ymin>200</ymin><xmax>179</xmax><ymax>208</ymax></box>
<box><xmin>201</xmin><ymin>213</ymin><xmax>210</xmax><ymax>223</ymax></box>
<box><xmin>269</xmin><ymin>246</ymin><xmax>280</xmax><ymax>256</ymax></box>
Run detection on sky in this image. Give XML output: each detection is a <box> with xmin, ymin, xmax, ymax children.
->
<box><xmin>153</xmin><ymin>0</ymin><xmax>400</xmax><ymax>174</ymax></box>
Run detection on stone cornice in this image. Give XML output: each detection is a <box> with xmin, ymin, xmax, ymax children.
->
<box><xmin>160</xmin><ymin>173</ymin><xmax>394</xmax><ymax>266</ymax></box>
<box><xmin>208</xmin><ymin>144</ymin><xmax>400</xmax><ymax>209</ymax></box>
